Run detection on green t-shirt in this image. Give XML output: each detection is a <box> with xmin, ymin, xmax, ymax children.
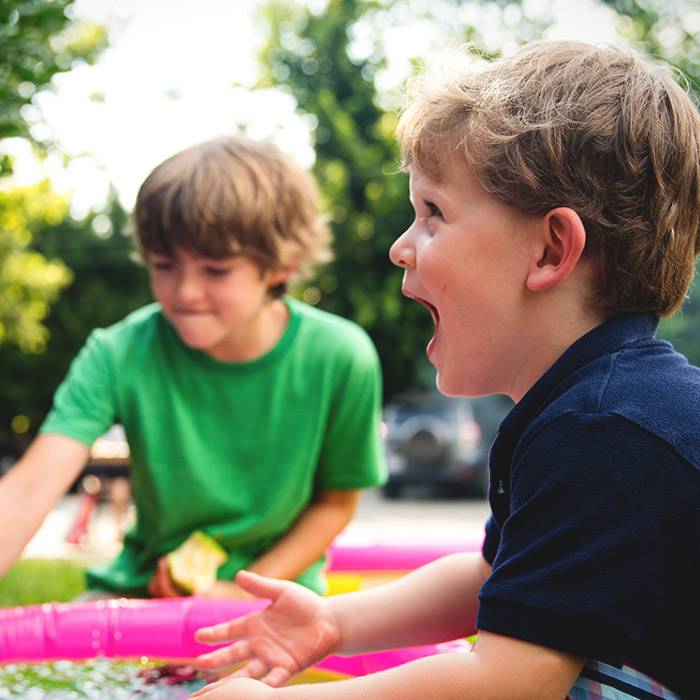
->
<box><xmin>40</xmin><ymin>298</ymin><xmax>386</xmax><ymax>595</ymax></box>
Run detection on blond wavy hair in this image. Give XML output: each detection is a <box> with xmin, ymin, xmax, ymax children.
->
<box><xmin>398</xmin><ymin>41</ymin><xmax>700</xmax><ymax>317</ymax></box>
<box><xmin>135</xmin><ymin>136</ymin><xmax>331</xmax><ymax>295</ymax></box>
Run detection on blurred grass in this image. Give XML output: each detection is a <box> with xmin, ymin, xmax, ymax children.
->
<box><xmin>0</xmin><ymin>559</ymin><xmax>87</xmax><ymax>606</ymax></box>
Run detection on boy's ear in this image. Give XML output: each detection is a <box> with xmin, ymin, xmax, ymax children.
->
<box><xmin>265</xmin><ymin>267</ymin><xmax>293</xmax><ymax>287</ymax></box>
<box><xmin>526</xmin><ymin>207</ymin><xmax>587</xmax><ymax>293</ymax></box>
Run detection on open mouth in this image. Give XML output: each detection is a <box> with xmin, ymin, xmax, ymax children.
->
<box><xmin>402</xmin><ymin>289</ymin><xmax>440</xmax><ymax>328</ymax></box>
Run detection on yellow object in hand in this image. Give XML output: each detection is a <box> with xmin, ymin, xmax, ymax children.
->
<box><xmin>167</xmin><ymin>531</ymin><xmax>228</xmax><ymax>594</ymax></box>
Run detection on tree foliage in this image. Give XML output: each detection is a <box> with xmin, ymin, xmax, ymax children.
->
<box><xmin>0</xmin><ymin>0</ymin><xmax>107</xmax><ymax>158</ymax></box>
<box><xmin>258</xmin><ymin>0</ymin><xmax>419</xmax><ymax>401</ymax></box>
<box><xmin>0</xmin><ymin>193</ymin><xmax>151</xmax><ymax>445</ymax></box>
<box><xmin>260</xmin><ymin>0</ymin><xmax>700</xmax><ymax>396</ymax></box>
<box><xmin>0</xmin><ymin>181</ymin><xmax>71</xmax><ymax>351</ymax></box>
<box><xmin>0</xmin><ymin>0</ymin><xmax>107</xmax><ymax>358</ymax></box>
<box><xmin>600</xmin><ymin>0</ymin><xmax>700</xmax><ymax>363</ymax></box>
<box><xmin>0</xmin><ymin>0</ymin><xmax>118</xmax><ymax>447</ymax></box>
<box><xmin>258</xmin><ymin>0</ymin><xmax>542</xmax><ymax>399</ymax></box>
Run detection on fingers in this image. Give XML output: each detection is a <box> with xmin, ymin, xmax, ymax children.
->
<box><xmin>196</xmin><ymin>640</ymin><xmax>251</xmax><ymax>669</ymax></box>
<box><xmin>232</xmin><ymin>657</ymin><xmax>268</xmax><ymax>680</ymax></box>
<box><xmin>189</xmin><ymin>664</ymin><xmax>279</xmax><ymax>699</ymax></box>
<box><xmin>195</xmin><ymin>615</ymin><xmax>249</xmax><ymax>644</ymax></box>
<box><xmin>235</xmin><ymin>570</ymin><xmax>289</xmax><ymax>600</ymax></box>
<box><xmin>149</xmin><ymin>557</ymin><xmax>181</xmax><ymax>598</ymax></box>
<box><xmin>260</xmin><ymin>666</ymin><xmax>291</xmax><ymax>687</ymax></box>
<box><xmin>232</xmin><ymin>661</ymin><xmax>292</xmax><ymax>687</ymax></box>
<box><xmin>189</xmin><ymin>676</ymin><xmax>267</xmax><ymax>699</ymax></box>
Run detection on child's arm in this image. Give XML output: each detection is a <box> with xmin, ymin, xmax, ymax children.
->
<box><xmin>195</xmin><ymin>553</ymin><xmax>488</xmax><ymax>676</ymax></box>
<box><xmin>193</xmin><ymin>558</ymin><xmax>583</xmax><ymax>699</ymax></box>
<box><xmin>0</xmin><ymin>433</ymin><xmax>89</xmax><ymax>575</ymax></box>
<box><xmin>202</xmin><ymin>489</ymin><xmax>361</xmax><ymax>599</ymax></box>
<box><xmin>193</xmin><ymin>635</ymin><xmax>583</xmax><ymax>700</ymax></box>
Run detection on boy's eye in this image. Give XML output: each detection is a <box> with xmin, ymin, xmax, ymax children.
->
<box><xmin>425</xmin><ymin>201</ymin><xmax>443</xmax><ymax>218</ymax></box>
<box><xmin>205</xmin><ymin>266</ymin><xmax>232</xmax><ymax>277</ymax></box>
<box><xmin>151</xmin><ymin>260</ymin><xmax>174</xmax><ymax>271</ymax></box>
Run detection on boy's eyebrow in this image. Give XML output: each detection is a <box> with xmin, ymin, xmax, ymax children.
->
<box><xmin>411</xmin><ymin>181</ymin><xmax>444</xmax><ymax>204</ymax></box>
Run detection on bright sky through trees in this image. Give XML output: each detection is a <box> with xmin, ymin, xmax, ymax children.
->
<box><xmin>8</xmin><ymin>0</ymin><xmax>620</xmax><ymax>217</ymax></box>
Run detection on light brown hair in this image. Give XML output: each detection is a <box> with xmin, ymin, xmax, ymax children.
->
<box><xmin>135</xmin><ymin>135</ymin><xmax>331</xmax><ymax>296</ymax></box>
<box><xmin>398</xmin><ymin>41</ymin><xmax>700</xmax><ymax>317</ymax></box>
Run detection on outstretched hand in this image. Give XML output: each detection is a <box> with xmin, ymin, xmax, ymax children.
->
<box><xmin>192</xmin><ymin>570</ymin><xmax>341</xmax><ymax>688</ymax></box>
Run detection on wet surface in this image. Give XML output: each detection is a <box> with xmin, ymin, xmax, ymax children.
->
<box><xmin>0</xmin><ymin>659</ymin><xmax>345</xmax><ymax>698</ymax></box>
<box><xmin>0</xmin><ymin>659</ymin><xmax>206</xmax><ymax>699</ymax></box>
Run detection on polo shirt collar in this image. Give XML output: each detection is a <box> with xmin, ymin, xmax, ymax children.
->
<box><xmin>500</xmin><ymin>313</ymin><xmax>659</xmax><ymax>437</ymax></box>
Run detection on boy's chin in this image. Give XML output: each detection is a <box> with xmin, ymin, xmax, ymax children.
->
<box><xmin>176</xmin><ymin>332</ymin><xmax>218</xmax><ymax>353</ymax></box>
<box><xmin>436</xmin><ymin>372</ymin><xmax>491</xmax><ymax>399</ymax></box>
<box><xmin>434</xmin><ymin>372</ymin><xmax>464</xmax><ymax>398</ymax></box>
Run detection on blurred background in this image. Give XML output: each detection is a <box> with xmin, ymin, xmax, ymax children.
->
<box><xmin>0</xmin><ymin>0</ymin><xmax>698</xmax><ymax>564</ymax></box>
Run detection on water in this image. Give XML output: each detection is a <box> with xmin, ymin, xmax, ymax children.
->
<box><xmin>0</xmin><ymin>659</ymin><xmax>343</xmax><ymax>698</ymax></box>
<box><xmin>0</xmin><ymin>659</ymin><xmax>206</xmax><ymax>699</ymax></box>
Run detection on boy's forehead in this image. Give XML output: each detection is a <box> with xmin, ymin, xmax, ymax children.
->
<box><xmin>408</xmin><ymin>166</ymin><xmax>441</xmax><ymax>195</ymax></box>
<box><xmin>408</xmin><ymin>162</ymin><xmax>477</xmax><ymax>198</ymax></box>
<box><xmin>148</xmin><ymin>248</ymin><xmax>241</xmax><ymax>263</ymax></box>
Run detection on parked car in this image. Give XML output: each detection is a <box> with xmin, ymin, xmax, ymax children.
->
<box><xmin>381</xmin><ymin>391</ymin><xmax>512</xmax><ymax>499</ymax></box>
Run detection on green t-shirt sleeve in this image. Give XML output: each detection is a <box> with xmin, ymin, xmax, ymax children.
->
<box><xmin>40</xmin><ymin>329</ymin><xmax>118</xmax><ymax>446</ymax></box>
<box><xmin>315</xmin><ymin>330</ymin><xmax>387</xmax><ymax>490</ymax></box>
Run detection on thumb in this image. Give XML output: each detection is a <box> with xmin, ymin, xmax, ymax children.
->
<box><xmin>235</xmin><ymin>570</ymin><xmax>289</xmax><ymax>600</ymax></box>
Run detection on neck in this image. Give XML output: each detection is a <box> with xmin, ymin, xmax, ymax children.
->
<box><xmin>506</xmin><ymin>307</ymin><xmax>605</xmax><ymax>403</ymax></box>
<box><xmin>207</xmin><ymin>298</ymin><xmax>290</xmax><ymax>362</ymax></box>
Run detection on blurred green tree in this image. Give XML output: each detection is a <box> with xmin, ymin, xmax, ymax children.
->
<box><xmin>258</xmin><ymin>0</ymin><xmax>547</xmax><ymax>400</ymax></box>
<box><xmin>259</xmin><ymin>0</ymin><xmax>414</xmax><ymax>402</ymax></box>
<box><xmin>0</xmin><ymin>1</ymin><xmax>140</xmax><ymax>449</ymax></box>
<box><xmin>0</xmin><ymin>0</ymin><xmax>107</xmax><ymax>356</ymax></box>
<box><xmin>260</xmin><ymin>0</ymin><xmax>700</xmax><ymax>396</ymax></box>
<box><xmin>0</xmin><ymin>0</ymin><xmax>107</xmax><ymax>155</ymax></box>
<box><xmin>0</xmin><ymin>181</ymin><xmax>71</xmax><ymax>351</ymax></box>
<box><xmin>601</xmin><ymin>0</ymin><xmax>700</xmax><ymax>364</ymax></box>
<box><xmin>0</xmin><ymin>193</ymin><xmax>151</xmax><ymax>444</ymax></box>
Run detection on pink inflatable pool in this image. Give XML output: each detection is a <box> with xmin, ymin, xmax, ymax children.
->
<box><xmin>328</xmin><ymin>530</ymin><xmax>484</xmax><ymax>571</ymax></box>
<box><xmin>0</xmin><ymin>597</ymin><xmax>471</xmax><ymax>676</ymax></box>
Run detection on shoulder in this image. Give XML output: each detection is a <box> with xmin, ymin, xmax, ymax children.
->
<box><xmin>527</xmin><ymin>337</ymin><xmax>700</xmax><ymax>469</ymax></box>
<box><xmin>91</xmin><ymin>303</ymin><xmax>163</xmax><ymax>342</ymax></box>
<box><xmin>289</xmin><ymin>298</ymin><xmax>379</xmax><ymax>363</ymax></box>
<box><xmin>85</xmin><ymin>303</ymin><xmax>167</xmax><ymax>362</ymax></box>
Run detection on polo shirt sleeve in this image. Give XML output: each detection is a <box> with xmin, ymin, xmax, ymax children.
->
<box><xmin>477</xmin><ymin>411</ymin><xmax>698</xmax><ymax>664</ymax></box>
<box><xmin>39</xmin><ymin>329</ymin><xmax>118</xmax><ymax>446</ymax></box>
<box><xmin>482</xmin><ymin>514</ymin><xmax>500</xmax><ymax>565</ymax></box>
<box><xmin>314</xmin><ymin>329</ymin><xmax>386</xmax><ymax>490</ymax></box>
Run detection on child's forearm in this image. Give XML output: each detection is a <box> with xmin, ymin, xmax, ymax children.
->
<box><xmin>245</xmin><ymin>489</ymin><xmax>361</xmax><ymax>581</ymax></box>
<box><xmin>216</xmin><ymin>640</ymin><xmax>582</xmax><ymax>700</ymax></box>
<box><xmin>328</xmin><ymin>551</ymin><xmax>489</xmax><ymax>654</ymax></box>
<box><xmin>272</xmin><ymin>654</ymin><xmax>487</xmax><ymax>700</ymax></box>
<box><xmin>0</xmin><ymin>434</ymin><xmax>87</xmax><ymax>576</ymax></box>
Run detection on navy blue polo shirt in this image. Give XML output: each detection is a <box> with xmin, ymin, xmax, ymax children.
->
<box><xmin>478</xmin><ymin>313</ymin><xmax>700</xmax><ymax>697</ymax></box>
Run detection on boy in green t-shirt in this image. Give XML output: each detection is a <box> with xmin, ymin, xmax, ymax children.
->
<box><xmin>0</xmin><ymin>136</ymin><xmax>386</xmax><ymax>598</ymax></box>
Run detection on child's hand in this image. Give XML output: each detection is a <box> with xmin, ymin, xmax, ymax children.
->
<box><xmin>148</xmin><ymin>557</ymin><xmax>182</xmax><ymax>597</ymax></box>
<box><xmin>194</xmin><ymin>570</ymin><xmax>340</xmax><ymax>687</ymax></box>
<box><xmin>190</xmin><ymin>676</ymin><xmax>274</xmax><ymax>699</ymax></box>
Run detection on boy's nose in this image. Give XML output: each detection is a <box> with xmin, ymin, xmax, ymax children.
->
<box><xmin>389</xmin><ymin>227</ymin><xmax>415</xmax><ymax>269</ymax></box>
<box><xmin>174</xmin><ymin>272</ymin><xmax>204</xmax><ymax>304</ymax></box>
